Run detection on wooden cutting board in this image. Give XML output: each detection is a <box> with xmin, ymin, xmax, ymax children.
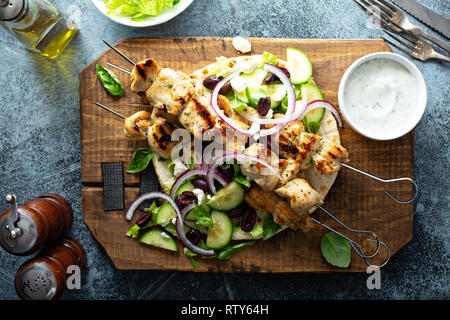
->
<box><xmin>80</xmin><ymin>37</ymin><xmax>414</xmax><ymax>272</ymax></box>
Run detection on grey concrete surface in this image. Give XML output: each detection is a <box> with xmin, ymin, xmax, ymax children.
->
<box><xmin>0</xmin><ymin>0</ymin><xmax>448</xmax><ymax>300</ymax></box>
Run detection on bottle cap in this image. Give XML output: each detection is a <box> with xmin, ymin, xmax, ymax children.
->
<box><xmin>0</xmin><ymin>0</ymin><xmax>24</xmax><ymax>21</ymax></box>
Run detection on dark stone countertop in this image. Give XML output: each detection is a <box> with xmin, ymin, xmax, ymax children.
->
<box><xmin>0</xmin><ymin>0</ymin><xmax>448</xmax><ymax>299</ymax></box>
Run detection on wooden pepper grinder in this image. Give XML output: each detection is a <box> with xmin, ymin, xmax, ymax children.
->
<box><xmin>0</xmin><ymin>194</ymin><xmax>73</xmax><ymax>256</ymax></box>
<box><xmin>15</xmin><ymin>237</ymin><xmax>85</xmax><ymax>300</ymax></box>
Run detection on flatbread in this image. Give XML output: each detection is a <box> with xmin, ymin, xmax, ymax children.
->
<box><xmin>152</xmin><ymin>55</ymin><xmax>341</xmax><ymax>241</ymax></box>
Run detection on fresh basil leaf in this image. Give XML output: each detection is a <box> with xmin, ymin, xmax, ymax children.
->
<box><xmin>306</xmin><ymin>121</ymin><xmax>320</xmax><ymax>134</ymax></box>
<box><xmin>320</xmin><ymin>232</ymin><xmax>351</xmax><ymax>268</ymax></box>
<box><xmin>96</xmin><ymin>64</ymin><xmax>124</xmax><ymax>96</ymax></box>
<box><xmin>193</xmin><ymin>205</ymin><xmax>214</xmax><ymax>228</ymax></box>
<box><xmin>217</xmin><ymin>241</ymin><xmax>255</xmax><ymax>260</ymax></box>
<box><xmin>262</xmin><ymin>214</ymin><xmax>280</xmax><ymax>240</ymax></box>
<box><xmin>172</xmin><ymin>0</ymin><xmax>181</xmax><ymax>6</ymax></box>
<box><xmin>232</xmin><ymin>164</ymin><xmax>241</xmax><ymax>176</ymax></box>
<box><xmin>234</xmin><ymin>175</ymin><xmax>248</xmax><ymax>187</ymax></box>
<box><xmin>127</xmin><ymin>148</ymin><xmax>154</xmax><ymax>173</ymax></box>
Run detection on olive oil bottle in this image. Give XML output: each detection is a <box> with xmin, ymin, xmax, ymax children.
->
<box><xmin>0</xmin><ymin>0</ymin><xmax>78</xmax><ymax>59</ymax></box>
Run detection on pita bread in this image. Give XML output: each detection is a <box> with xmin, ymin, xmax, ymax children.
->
<box><xmin>152</xmin><ymin>55</ymin><xmax>341</xmax><ymax>241</ymax></box>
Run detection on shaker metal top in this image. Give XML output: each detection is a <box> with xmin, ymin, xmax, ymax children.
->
<box><xmin>0</xmin><ymin>194</ymin><xmax>38</xmax><ymax>254</ymax></box>
<box><xmin>0</xmin><ymin>0</ymin><xmax>24</xmax><ymax>21</ymax></box>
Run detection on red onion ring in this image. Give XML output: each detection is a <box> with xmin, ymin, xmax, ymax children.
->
<box><xmin>124</xmin><ymin>191</ymin><xmax>215</xmax><ymax>256</ymax></box>
<box><xmin>209</xmin><ymin>152</ymin><xmax>282</xmax><ymax>182</ymax></box>
<box><xmin>210</xmin><ymin>70</ymin><xmax>260</xmax><ymax>137</ymax></box>
<box><xmin>206</xmin><ymin>170</ymin><xmax>230</xmax><ymax>194</ymax></box>
<box><xmin>236</xmin><ymin>63</ymin><xmax>296</xmax><ymax>126</ymax></box>
<box><xmin>181</xmin><ymin>203</ymin><xmax>197</xmax><ymax>217</ymax></box>
<box><xmin>169</xmin><ymin>167</ymin><xmax>208</xmax><ymax>198</ymax></box>
<box><xmin>301</xmin><ymin>100</ymin><xmax>343</xmax><ymax>127</ymax></box>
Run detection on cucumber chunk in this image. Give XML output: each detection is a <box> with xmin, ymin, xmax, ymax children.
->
<box><xmin>139</xmin><ymin>229</ymin><xmax>178</xmax><ymax>252</ymax></box>
<box><xmin>263</xmin><ymin>84</ymin><xmax>284</xmax><ymax>109</ymax></box>
<box><xmin>174</xmin><ymin>181</ymin><xmax>195</xmax><ymax>196</ymax></box>
<box><xmin>246</xmin><ymin>87</ymin><xmax>267</xmax><ymax>107</ymax></box>
<box><xmin>206</xmin><ymin>211</ymin><xmax>233</xmax><ymax>249</ymax></box>
<box><xmin>286</xmin><ymin>47</ymin><xmax>313</xmax><ymax>85</ymax></box>
<box><xmin>206</xmin><ymin>181</ymin><xmax>245</xmax><ymax>211</ymax></box>
<box><xmin>300</xmin><ymin>83</ymin><xmax>325</xmax><ymax>133</ymax></box>
<box><xmin>240</xmin><ymin>67</ymin><xmax>268</xmax><ymax>87</ymax></box>
<box><xmin>153</xmin><ymin>202</ymin><xmax>177</xmax><ymax>226</ymax></box>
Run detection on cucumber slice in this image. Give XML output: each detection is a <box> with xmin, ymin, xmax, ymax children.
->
<box><xmin>286</xmin><ymin>47</ymin><xmax>313</xmax><ymax>85</ymax></box>
<box><xmin>185</xmin><ymin>203</ymin><xmax>210</xmax><ymax>222</ymax></box>
<box><xmin>153</xmin><ymin>202</ymin><xmax>177</xmax><ymax>226</ymax></box>
<box><xmin>139</xmin><ymin>229</ymin><xmax>178</xmax><ymax>252</ymax></box>
<box><xmin>206</xmin><ymin>211</ymin><xmax>233</xmax><ymax>249</ymax></box>
<box><xmin>246</xmin><ymin>87</ymin><xmax>267</xmax><ymax>107</ymax></box>
<box><xmin>239</xmin><ymin>67</ymin><xmax>268</xmax><ymax>87</ymax></box>
<box><xmin>174</xmin><ymin>181</ymin><xmax>195</xmax><ymax>196</ymax></box>
<box><xmin>206</xmin><ymin>181</ymin><xmax>245</xmax><ymax>211</ymax></box>
<box><xmin>300</xmin><ymin>83</ymin><xmax>325</xmax><ymax>133</ymax></box>
<box><xmin>263</xmin><ymin>84</ymin><xmax>284</xmax><ymax>109</ymax></box>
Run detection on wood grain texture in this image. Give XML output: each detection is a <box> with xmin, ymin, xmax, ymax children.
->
<box><xmin>80</xmin><ymin>37</ymin><xmax>414</xmax><ymax>272</ymax></box>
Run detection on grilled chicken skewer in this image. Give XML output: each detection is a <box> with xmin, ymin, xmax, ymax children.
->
<box><xmin>93</xmin><ymin>102</ymin><xmax>179</xmax><ymax>160</ymax></box>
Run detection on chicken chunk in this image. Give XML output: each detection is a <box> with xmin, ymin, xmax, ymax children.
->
<box><xmin>241</xmin><ymin>143</ymin><xmax>280</xmax><ymax>191</ymax></box>
<box><xmin>130</xmin><ymin>59</ymin><xmax>161</xmax><ymax>93</ymax></box>
<box><xmin>147</xmin><ymin>117</ymin><xmax>179</xmax><ymax>159</ymax></box>
<box><xmin>123</xmin><ymin>111</ymin><xmax>152</xmax><ymax>140</ymax></box>
<box><xmin>145</xmin><ymin>68</ymin><xmax>196</xmax><ymax>116</ymax></box>
<box><xmin>279</xmin><ymin>131</ymin><xmax>322</xmax><ymax>168</ymax></box>
<box><xmin>312</xmin><ymin>139</ymin><xmax>349</xmax><ymax>174</ymax></box>
<box><xmin>275</xmin><ymin>178</ymin><xmax>320</xmax><ymax>214</ymax></box>
<box><xmin>244</xmin><ymin>185</ymin><xmax>278</xmax><ymax>213</ymax></box>
<box><xmin>178</xmin><ymin>97</ymin><xmax>215</xmax><ymax>138</ymax></box>
<box><xmin>273</xmin><ymin>199</ymin><xmax>313</xmax><ymax>231</ymax></box>
<box><xmin>278</xmin><ymin>158</ymin><xmax>300</xmax><ymax>185</ymax></box>
<box><xmin>245</xmin><ymin>186</ymin><xmax>314</xmax><ymax>232</ymax></box>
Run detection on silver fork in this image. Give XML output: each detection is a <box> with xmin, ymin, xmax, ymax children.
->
<box><xmin>354</xmin><ymin>0</ymin><xmax>450</xmax><ymax>62</ymax></box>
<box><xmin>354</xmin><ymin>0</ymin><xmax>450</xmax><ymax>53</ymax></box>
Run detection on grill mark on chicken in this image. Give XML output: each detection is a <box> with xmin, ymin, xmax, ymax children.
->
<box><xmin>192</xmin><ymin>97</ymin><xmax>215</xmax><ymax>129</ymax></box>
<box><xmin>154</xmin><ymin>121</ymin><xmax>175</xmax><ymax>150</ymax></box>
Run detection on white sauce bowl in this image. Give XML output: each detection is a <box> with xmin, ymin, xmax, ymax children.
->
<box><xmin>338</xmin><ymin>52</ymin><xmax>427</xmax><ymax>141</ymax></box>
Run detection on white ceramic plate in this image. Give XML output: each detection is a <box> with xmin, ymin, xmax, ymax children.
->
<box><xmin>91</xmin><ymin>0</ymin><xmax>194</xmax><ymax>28</ymax></box>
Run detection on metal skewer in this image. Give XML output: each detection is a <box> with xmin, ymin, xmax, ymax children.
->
<box><xmin>93</xmin><ymin>102</ymin><xmax>126</xmax><ymax>119</ymax></box>
<box><xmin>107</xmin><ymin>62</ymin><xmax>132</xmax><ymax>75</ymax></box>
<box><xmin>103</xmin><ymin>40</ymin><xmax>136</xmax><ymax>65</ymax></box>
<box><xmin>340</xmin><ymin>163</ymin><xmax>418</xmax><ymax>204</ymax></box>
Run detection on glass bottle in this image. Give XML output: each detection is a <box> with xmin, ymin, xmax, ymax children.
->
<box><xmin>0</xmin><ymin>0</ymin><xmax>78</xmax><ymax>59</ymax></box>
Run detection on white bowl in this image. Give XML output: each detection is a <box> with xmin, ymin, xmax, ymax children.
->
<box><xmin>338</xmin><ymin>52</ymin><xmax>427</xmax><ymax>141</ymax></box>
<box><xmin>91</xmin><ymin>0</ymin><xmax>194</xmax><ymax>28</ymax></box>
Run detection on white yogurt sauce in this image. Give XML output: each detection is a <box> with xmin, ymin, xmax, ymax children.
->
<box><xmin>343</xmin><ymin>58</ymin><xmax>418</xmax><ymax>139</ymax></box>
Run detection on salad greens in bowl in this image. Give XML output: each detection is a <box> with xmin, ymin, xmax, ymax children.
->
<box><xmin>91</xmin><ymin>0</ymin><xmax>193</xmax><ymax>27</ymax></box>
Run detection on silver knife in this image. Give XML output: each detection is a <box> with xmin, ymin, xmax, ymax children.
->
<box><xmin>392</xmin><ymin>0</ymin><xmax>450</xmax><ymax>39</ymax></box>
